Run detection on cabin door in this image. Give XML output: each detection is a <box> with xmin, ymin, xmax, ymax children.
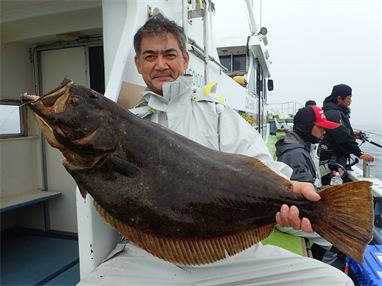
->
<box><xmin>37</xmin><ymin>45</ymin><xmax>104</xmax><ymax>233</ymax></box>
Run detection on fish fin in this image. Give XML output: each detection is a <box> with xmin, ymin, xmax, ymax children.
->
<box><xmin>77</xmin><ymin>183</ymin><xmax>88</xmax><ymax>199</ymax></box>
<box><xmin>228</xmin><ymin>154</ymin><xmax>293</xmax><ymax>191</ymax></box>
<box><xmin>312</xmin><ymin>181</ymin><xmax>374</xmax><ymax>263</ymax></box>
<box><xmin>105</xmin><ymin>154</ymin><xmax>141</xmax><ymax>178</ymax></box>
<box><xmin>93</xmin><ymin>200</ymin><xmax>275</xmax><ymax>265</ymax></box>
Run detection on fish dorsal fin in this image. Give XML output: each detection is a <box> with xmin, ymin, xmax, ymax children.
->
<box><xmin>94</xmin><ymin>200</ymin><xmax>275</xmax><ymax>265</ymax></box>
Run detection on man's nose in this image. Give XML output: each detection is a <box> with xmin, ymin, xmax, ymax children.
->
<box><xmin>156</xmin><ymin>56</ymin><xmax>168</xmax><ymax>69</ymax></box>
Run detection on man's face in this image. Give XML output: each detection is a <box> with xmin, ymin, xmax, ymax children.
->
<box><xmin>337</xmin><ymin>95</ymin><xmax>352</xmax><ymax>107</ymax></box>
<box><xmin>311</xmin><ymin>125</ymin><xmax>326</xmax><ymax>140</ymax></box>
<box><xmin>135</xmin><ymin>33</ymin><xmax>189</xmax><ymax>96</ymax></box>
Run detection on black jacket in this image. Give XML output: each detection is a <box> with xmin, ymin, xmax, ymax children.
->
<box><xmin>321</xmin><ymin>102</ymin><xmax>362</xmax><ymax>158</ymax></box>
<box><xmin>275</xmin><ymin>132</ymin><xmax>317</xmax><ymax>186</ymax></box>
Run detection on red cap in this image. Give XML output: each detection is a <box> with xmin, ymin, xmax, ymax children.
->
<box><xmin>294</xmin><ymin>106</ymin><xmax>340</xmax><ymax>129</ymax></box>
<box><xmin>311</xmin><ymin>106</ymin><xmax>340</xmax><ymax>129</ymax></box>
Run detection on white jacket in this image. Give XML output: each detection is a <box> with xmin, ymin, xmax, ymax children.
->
<box><xmin>129</xmin><ymin>75</ymin><xmax>292</xmax><ymax>179</ymax></box>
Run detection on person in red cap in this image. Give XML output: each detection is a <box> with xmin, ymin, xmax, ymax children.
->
<box><xmin>276</xmin><ymin>105</ymin><xmax>342</xmax><ymax>187</ymax></box>
<box><xmin>320</xmin><ymin>84</ymin><xmax>374</xmax><ymax>185</ymax></box>
<box><xmin>275</xmin><ymin>105</ymin><xmax>347</xmax><ymax>271</ymax></box>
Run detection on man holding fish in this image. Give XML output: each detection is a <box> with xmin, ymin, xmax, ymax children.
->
<box><xmin>127</xmin><ymin>16</ymin><xmax>354</xmax><ymax>285</ymax></box>
<box><xmin>22</xmin><ymin>15</ymin><xmax>373</xmax><ymax>285</ymax></box>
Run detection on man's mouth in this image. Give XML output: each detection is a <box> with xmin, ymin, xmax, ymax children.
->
<box><xmin>152</xmin><ymin>72</ymin><xmax>173</xmax><ymax>80</ymax></box>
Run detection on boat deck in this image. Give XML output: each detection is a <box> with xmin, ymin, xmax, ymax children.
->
<box><xmin>0</xmin><ymin>227</ymin><xmax>80</xmax><ymax>286</ymax></box>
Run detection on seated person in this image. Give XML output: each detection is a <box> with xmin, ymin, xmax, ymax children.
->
<box><xmin>275</xmin><ymin>106</ymin><xmax>347</xmax><ymax>271</ymax></box>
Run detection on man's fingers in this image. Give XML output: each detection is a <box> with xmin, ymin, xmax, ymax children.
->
<box><xmin>276</xmin><ymin>204</ymin><xmax>290</xmax><ymax>227</ymax></box>
<box><xmin>275</xmin><ymin>204</ymin><xmax>314</xmax><ymax>233</ymax></box>
<box><xmin>301</xmin><ymin>188</ymin><xmax>320</xmax><ymax>202</ymax></box>
<box><xmin>288</xmin><ymin>205</ymin><xmax>301</xmax><ymax>230</ymax></box>
<box><xmin>301</xmin><ymin>218</ymin><xmax>313</xmax><ymax>233</ymax></box>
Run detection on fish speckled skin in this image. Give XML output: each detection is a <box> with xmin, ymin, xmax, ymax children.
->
<box><xmin>21</xmin><ymin>77</ymin><xmax>374</xmax><ymax>265</ymax></box>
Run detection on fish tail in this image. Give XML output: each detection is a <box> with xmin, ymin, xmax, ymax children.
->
<box><xmin>312</xmin><ymin>181</ymin><xmax>374</xmax><ymax>263</ymax></box>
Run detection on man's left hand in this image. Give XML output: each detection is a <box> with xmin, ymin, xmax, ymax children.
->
<box><xmin>275</xmin><ymin>181</ymin><xmax>320</xmax><ymax>233</ymax></box>
<box><xmin>354</xmin><ymin>130</ymin><xmax>362</xmax><ymax>140</ymax></box>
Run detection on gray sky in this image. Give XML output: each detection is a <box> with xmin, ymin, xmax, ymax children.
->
<box><xmin>212</xmin><ymin>0</ymin><xmax>381</xmax><ymax>131</ymax></box>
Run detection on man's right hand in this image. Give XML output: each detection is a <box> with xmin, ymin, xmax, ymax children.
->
<box><xmin>328</xmin><ymin>162</ymin><xmax>346</xmax><ymax>178</ymax></box>
<box><xmin>360</xmin><ymin>154</ymin><xmax>374</xmax><ymax>162</ymax></box>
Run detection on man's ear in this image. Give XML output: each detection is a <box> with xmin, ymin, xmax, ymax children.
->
<box><xmin>183</xmin><ymin>51</ymin><xmax>190</xmax><ymax>70</ymax></box>
<box><xmin>135</xmin><ymin>55</ymin><xmax>142</xmax><ymax>74</ymax></box>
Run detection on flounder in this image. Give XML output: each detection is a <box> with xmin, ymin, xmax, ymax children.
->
<box><xmin>21</xmin><ymin>77</ymin><xmax>374</xmax><ymax>265</ymax></box>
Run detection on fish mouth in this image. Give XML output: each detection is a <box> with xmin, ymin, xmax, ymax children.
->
<box><xmin>21</xmin><ymin>80</ymin><xmax>72</xmax><ymax>117</ymax></box>
<box><xmin>20</xmin><ymin>93</ymin><xmax>40</xmax><ymax>104</ymax></box>
<box><xmin>22</xmin><ymin>78</ymin><xmax>106</xmax><ymax>169</ymax></box>
<box><xmin>33</xmin><ymin>114</ymin><xmax>103</xmax><ymax>168</ymax></box>
<box><xmin>20</xmin><ymin>81</ymin><xmax>72</xmax><ymax>145</ymax></box>
<box><xmin>30</xmin><ymin>112</ymin><xmax>64</xmax><ymax>149</ymax></box>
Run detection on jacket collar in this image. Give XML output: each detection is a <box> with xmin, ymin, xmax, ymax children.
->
<box><xmin>322</xmin><ymin>101</ymin><xmax>351</xmax><ymax>116</ymax></box>
<box><xmin>140</xmin><ymin>75</ymin><xmax>193</xmax><ymax>112</ymax></box>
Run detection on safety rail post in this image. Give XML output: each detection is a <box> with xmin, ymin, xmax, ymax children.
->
<box><xmin>363</xmin><ymin>159</ymin><xmax>371</xmax><ymax>178</ymax></box>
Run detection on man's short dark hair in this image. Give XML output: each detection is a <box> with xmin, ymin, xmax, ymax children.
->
<box><xmin>305</xmin><ymin>100</ymin><xmax>316</xmax><ymax>107</ymax></box>
<box><xmin>134</xmin><ymin>16</ymin><xmax>187</xmax><ymax>57</ymax></box>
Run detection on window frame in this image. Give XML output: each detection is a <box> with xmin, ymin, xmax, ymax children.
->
<box><xmin>219</xmin><ymin>53</ymin><xmax>247</xmax><ymax>75</ymax></box>
<box><xmin>0</xmin><ymin>99</ymin><xmax>28</xmax><ymax>139</ymax></box>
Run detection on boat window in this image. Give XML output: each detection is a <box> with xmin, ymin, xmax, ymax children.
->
<box><xmin>233</xmin><ymin>54</ymin><xmax>246</xmax><ymax>72</ymax></box>
<box><xmin>0</xmin><ymin>100</ymin><xmax>27</xmax><ymax>138</ymax></box>
<box><xmin>219</xmin><ymin>54</ymin><xmax>247</xmax><ymax>74</ymax></box>
<box><xmin>219</xmin><ymin>55</ymin><xmax>231</xmax><ymax>72</ymax></box>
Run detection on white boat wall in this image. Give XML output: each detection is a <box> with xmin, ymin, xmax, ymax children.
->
<box><xmin>1</xmin><ymin>1</ymin><xmax>102</xmax><ymax>239</ymax></box>
<box><xmin>0</xmin><ymin>0</ymin><xmax>273</xmax><ymax>279</ymax></box>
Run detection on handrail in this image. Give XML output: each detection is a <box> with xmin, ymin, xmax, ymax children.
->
<box><xmin>188</xmin><ymin>39</ymin><xmax>228</xmax><ymax>72</ymax></box>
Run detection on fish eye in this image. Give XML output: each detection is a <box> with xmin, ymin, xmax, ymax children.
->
<box><xmin>69</xmin><ymin>97</ymin><xmax>80</xmax><ymax>106</ymax></box>
<box><xmin>89</xmin><ymin>90</ymin><xmax>98</xmax><ymax>99</ymax></box>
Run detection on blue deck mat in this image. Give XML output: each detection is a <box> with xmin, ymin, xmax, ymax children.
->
<box><xmin>0</xmin><ymin>234</ymin><xmax>79</xmax><ymax>285</ymax></box>
<box><xmin>43</xmin><ymin>263</ymin><xmax>80</xmax><ymax>286</ymax></box>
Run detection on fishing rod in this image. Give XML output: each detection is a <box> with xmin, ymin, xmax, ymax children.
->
<box><xmin>354</xmin><ymin>128</ymin><xmax>382</xmax><ymax>137</ymax></box>
<box><xmin>359</xmin><ymin>132</ymin><xmax>382</xmax><ymax>149</ymax></box>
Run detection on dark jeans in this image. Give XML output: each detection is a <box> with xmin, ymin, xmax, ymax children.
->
<box><xmin>311</xmin><ymin>244</ymin><xmax>346</xmax><ymax>271</ymax></box>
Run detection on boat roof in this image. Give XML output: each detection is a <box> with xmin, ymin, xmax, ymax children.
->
<box><xmin>1</xmin><ymin>0</ymin><xmax>103</xmax><ymax>45</ymax></box>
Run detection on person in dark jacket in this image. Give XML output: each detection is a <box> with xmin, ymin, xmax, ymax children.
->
<box><xmin>276</xmin><ymin>106</ymin><xmax>343</xmax><ymax>188</ymax></box>
<box><xmin>275</xmin><ymin>106</ymin><xmax>347</xmax><ymax>270</ymax></box>
<box><xmin>320</xmin><ymin>84</ymin><xmax>374</xmax><ymax>184</ymax></box>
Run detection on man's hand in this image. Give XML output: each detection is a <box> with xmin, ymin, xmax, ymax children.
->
<box><xmin>275</xmin><ymin>181</ymin><xmax>320</xmax><ymax>233</ymax></box>
<box><xmin>359</xmin><ymin>153</ymin><xmax>374</xmax><ymax>163</ymax></box>
<box><xmin>332</xmin><ymin>168</ymin><xmax>345</xmax><ymax>177</ymax></box>
<box><xmin>354</xmin><ymin>130</ymin><xmax>362</xmax><ymax>140</ymax></box>
<box><xmin>328</xmin><ymin>162</ymin><xmax>346</xmax><ymax>177</ymax></box>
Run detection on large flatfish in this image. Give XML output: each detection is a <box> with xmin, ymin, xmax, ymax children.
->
<box><xmin>21</xmin><ymin>77</ymin><xmax>374</xmax><ymax>265</ymax></box>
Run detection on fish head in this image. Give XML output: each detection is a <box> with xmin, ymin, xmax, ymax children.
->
<box><xmin>21</xmin><ymin>77</ymin><xmax>118</xmax><ymax>168</ymax></box>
